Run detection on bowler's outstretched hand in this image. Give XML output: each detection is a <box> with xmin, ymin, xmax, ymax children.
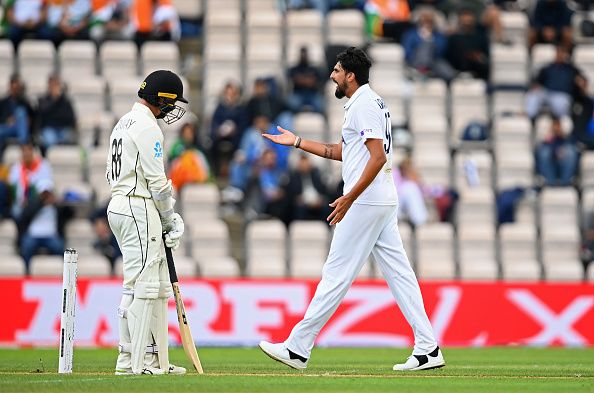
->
<box><xmin>263</xmin><ymin>126</ymin><xmax>297</xmax><ymax>146</ymax></box>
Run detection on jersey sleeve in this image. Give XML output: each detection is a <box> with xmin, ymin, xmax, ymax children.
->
<box><xmin>352</xmin><ymin>100</ymin><xmax>384</xmax><ymax>141</ymax></box>
<box><xmin>134</xmin><ymin>124</ymin><xmax>168</xmax><ymax>193</ymax></box>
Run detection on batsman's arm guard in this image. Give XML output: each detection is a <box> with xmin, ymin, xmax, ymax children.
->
<box><xmin>151</xmin><ymin>179</ymin><xmax>175</xmax><ymax>219</ymax></box>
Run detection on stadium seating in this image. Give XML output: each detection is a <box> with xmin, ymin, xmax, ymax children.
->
<box><xmin>450</xmin><ymin>78</ymin><xmax>489</xmax><ymax>147</ymax></box>
<box><xmin>500</xmin><ymin>11</ymin><xmax>529</xmax><ymax>46</ymax></box>
<box><xmin>0</xmin><ymin>1</ymin><xmax>591</xmax><ymax>283</ymax></box>
<box><xmin>0</xmin><ymin>254</ymin><xmax>26</xmax><ymax>277</ymax></box>
<box><xmin>245</xmin><ymin>218</ymin><xmax>287</xmax><ymax>277</ymax></box>
<box><xmin>490</xmin><ymin>43</ymin><xmax>529</xmax><ymax>87</ymax></box>
<box><xmin>77</xmin><ymin>254</ymin><xmax>112</xmax><ymax>277</ymax></box>
<box><xmin>499</xmin><ymin>222</ymin><xmax>541</xmax><ymax>280</ymax></box>
<box><xmin>58</xmin><ymin>40</ymin><xmax>97</xmax><ymax>85</ymax></box>
<box><xmin>0</xmin><ymin>39</ymin><xmax>15</xmax><ymax>78</ymax></box>
<box><xmin>18</xmin><ymin>40</ymin><xmax>56</xmax><ymax>98</ymax></box>
<box><xmin>141</xmin><ymin>41</ymin><xmax>182</xmax><ymax>76</ymax></box>
<box><xmin>99</xmin><ymin>41</ymin><xmax>139</xmax><ymax>80</ymax></box>
<box><xmin>29</xmin><ymin>255</ymin><xmax>64</xmax><ymax>277</ymax></box>
<box><xmin>415</xmin><ymin>222</ymin><xmax>456</xmax><ymax>279</ymax></box>
<box><xmin>289</xmin><ymin>220</ymin><xmax>330</xmax><ymax>278</ymax></box>
<box><xmin>180</xmin><ymin>183</ymin><xmax>221</xmax><ymax>221</ymax></box>
<box><xmin>327</xmin><ymin>9</ymin><xmax>366</xmax><ymax>48</ymax></box>
<box><xmin>293</xmin><ymin>112</ymin><xmax>327</xmax><ymax>143</ymax></box>
<box><xmin>458</xmin><ymin>223</ymin><xmax>499</xmax><ymax>279</ymax></box>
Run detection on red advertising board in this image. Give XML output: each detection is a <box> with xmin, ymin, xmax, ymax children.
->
<box><xmin>2</xmin><ymin>278</ymin><xmax>593</xmax><ymax>347</ymax></box>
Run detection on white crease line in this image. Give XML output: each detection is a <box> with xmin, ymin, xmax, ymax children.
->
<box><xmin>1</xmin><ymin>377</ymin><xmax>109</xmax><ymax>384</ymax></box>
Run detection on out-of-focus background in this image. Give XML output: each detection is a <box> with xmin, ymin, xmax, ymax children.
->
<box><xmin>0</xmin><ymin>0</ymin><xmax>593</xmax><ymax>349</ymax></box>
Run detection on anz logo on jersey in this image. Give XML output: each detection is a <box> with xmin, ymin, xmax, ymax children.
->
<box><xmin>154</xmin><ymin>142</ymin><xmax>163</xmax><ymax>158</ymax></box>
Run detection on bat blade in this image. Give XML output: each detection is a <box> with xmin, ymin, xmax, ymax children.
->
<box><xmin>164</xmin><ymin>241</ymin><xmax>204</xmax><ymax>374</ymax></box>
<box><xmin>172</xmin><ymin>282</ymin><xmax>204</xmax><ymax>374</ymax></box>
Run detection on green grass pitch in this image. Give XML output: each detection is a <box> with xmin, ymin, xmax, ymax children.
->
<box><xmin>0</xmin><ymin>347</ymin><xmax>593</xmax><ymax>393</ymax></box>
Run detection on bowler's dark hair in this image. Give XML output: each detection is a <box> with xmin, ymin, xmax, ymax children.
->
<box><xmin>336</xmin><ymin>47</ymin><xmax>372</xmax><ymax>86</ymax></box>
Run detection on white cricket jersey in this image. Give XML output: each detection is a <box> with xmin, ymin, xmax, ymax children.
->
<box><xmin>341</xmin><ymin>84</ymin><xmax>397</xmax><ymax>205</ymax></box>
<box><xmin>106</xmin><ymin>103</ymin><xmax>168</xmax><ymax>198</ymax></box>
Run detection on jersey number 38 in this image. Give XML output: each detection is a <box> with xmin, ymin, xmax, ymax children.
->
<box><xmin>111</xmin><ymin>138</ymin><xmax>123</xmax><ymax>181</ymax></box>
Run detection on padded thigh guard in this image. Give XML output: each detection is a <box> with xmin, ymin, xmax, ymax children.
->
<box><xmin>128</xmin><ymin>257</ymin><xmax>160</xmax><ymax>374</ymax></box>
<box><xmin>150</xmin><ymin>256</ymin><xmax>173</xmax><ymax>370</ymax></box>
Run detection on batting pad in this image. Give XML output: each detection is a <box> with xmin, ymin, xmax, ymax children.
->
<box><xmin>116</xmin><ymin>294</ymin><xmax>134</xmax><ymax>371</ymax></box>
<box><xmin>128</xmin><ymin>257</ymin><xmax>160</xmax><ymax>374</ymax></box>
<box><xmin>150</xmin><ymin>257</ymin><xmax>172</xmax><ymax>370</ymax></box>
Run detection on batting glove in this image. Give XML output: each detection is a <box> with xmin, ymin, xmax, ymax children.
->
<box><xmin>161</xmin><ymin>212</ymin><xmax>184</xmax><ymax>251</ymax></box>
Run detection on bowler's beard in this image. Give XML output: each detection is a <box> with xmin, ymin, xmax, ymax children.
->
<box><xmin>334</xmin><ymin>80</ymin><xmax>347</xmax><ymax>99</ymax></box>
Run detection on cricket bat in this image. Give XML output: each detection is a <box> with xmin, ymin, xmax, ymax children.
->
<box><xmin>164</xmin><ymin>243</ymin><xmax>204</xmax><ymax>374</ymax></box>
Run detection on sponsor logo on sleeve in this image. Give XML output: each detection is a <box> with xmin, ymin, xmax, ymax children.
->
<box><xmin>154</xmin><ymin>142</ymin><xmax>163</xmax><ymax>158</ymax></box>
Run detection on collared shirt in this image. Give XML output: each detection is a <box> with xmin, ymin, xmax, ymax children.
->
<box><xmin>106</xmin><ymin>102</ymin><xmax>168</xmax><ymax>198</ymax></box>
<box><xmin>341</xmin><ymin>84</ymin><xmax>398</xmax><ymax>205</ymax></box>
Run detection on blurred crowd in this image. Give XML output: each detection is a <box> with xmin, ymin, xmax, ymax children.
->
<box><xmin>1</xmin><ymin>0</ymin><xmax>594</xmax><ymax>275</ymax></box>
<box><xmin>1</xmin><ymin>0</ymin><xmax>183</xmax><ymax>49</ymax></box>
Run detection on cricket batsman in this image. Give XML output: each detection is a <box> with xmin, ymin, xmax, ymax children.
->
<box><xmin>106</xmin><ymin>70</ymin><xmax>187</xmax><ymax>375</ymax></box>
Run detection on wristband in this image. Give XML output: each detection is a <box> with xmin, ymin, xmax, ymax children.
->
<box><xmin>293</xmin><ymin>136</ymin><xmax>301</xmax><ymax>148</ymax></box>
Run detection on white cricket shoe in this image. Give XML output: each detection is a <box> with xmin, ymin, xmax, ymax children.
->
<box><xmin>168</xmin><ymin>364</ymin><xmax>186</xmax><ymax>375</ymax></box>
<box><xmin>393</xmin><ymin>346</ymin><xmax>445</xmax><ymax>371</ymax></box>
<box><xmin>259</xmin><ymin>341</ymin><xmax>308</xmax><ymax>370</ymax></box>
<box><xmin>115</xmin><ymin>366</ymin><xmax>167</xmax><ymax>375</ymax></box>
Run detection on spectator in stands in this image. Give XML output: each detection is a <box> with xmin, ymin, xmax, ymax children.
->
<box><xmin>0</xmin><ymin>75</ymin><xmax>34</xmax><ymax>159</ymax></box>
<box><xmin>37</xmin><ymin>75</ymin><xmax>76</xmax><ymax>154</ymax></box>
<box><xmin>47</xmin><ymin>0</ymin><xmax>91</xmax><ymax>47</ymax></box>
<box><xmin>580</xmin><ymin>211</ymin><xmax>594</xmax><ymax>271</ymax></box>
<box><xmin>572</xmin><ymin>75</ymin><xmax>594</xmax><ymax>150</ymax></box>
<box><xmin>247</xmin><ymin>78</ymin><xmax>293</xmax><ymax>131</ymax></box>
<box><xmin>285</xmin><ymin>153</ymin><xmax>331</xmax><ymax>222</ymax></box>
<box><xmin>529</xmin><ymin>0</ymin><xmax>573</xmax><ymax>52</ymax></box>
<box><xmin>89</xmin><ymin>0</ymin><xmax>134</xmax><ymax>45</ymax></box>
<box><xmin>442</xmin><ymin>0</ymin><xmax>504</xmax><ymax>42</ymax></box>
<box><xmin>0</xmin><ymin>162</ymin><xmax>10</xmax><ymax>218</ymax></box>
<box><xmin>284</xmin><ymin>0</ymin><xmax>328</xmax><ymax>14</ymax></box>
<box><xmin>329</xmin><ymin>0</ymin><xmax>366</xmax><ymax>11</ymax></box>
<box><xmin>169</xmin><ymin>121</ymin><xmax>200</xmax><ymax>161</ymax></box>
<box><xmin>167</xmin><ymin>122</ymin><xmax>212</xmax><ymax>192</ymax></box>
<box><xmin>364</xmin><ymin>0</ymin><xmax>412</xmax><ymax>42</ymax></box>
<box><xmin>210</xmin><ymin>81</ymin><xmax>250</xmax><ymax>177</ymax></box>
<box><xmin>393</xmin><ymin>156</ymin><xmax>458</xmax><ymax>224</ymax></box>
<box><xmin>130</xmin><ymin>0</ymin><xmax>181</xmax><ymax>48</ymax></box>
<box><xmin>5</xmin><ymin>0</ymin><xmax>50</xmax><ymax>50</ymax></box>
<box><xmin>17</xmin><ymin>179</ymin><xmax>71</xmax><ymax>274</ymax></box>
<box><xmin>535</xmin><ymin>116</ymin><xmax>579</xmax><ymax>186</ymax></box>
<box><xmin>446</xmin><ymin>8</ymin><xmax>490</xmax><ymax>81</ymax></box>
<box><xmin>524</xmin><ymin>44</ymin><xmax>581</xmax><ymax>121</ymax></box>
<box><xmin>392</xmin><ymin>156</ymin><xmax>428</xmax><ymax>227</ymax></box>
<box><xmin>91</xmin><ymin>206</ymin><xmax>121</xmax><ymax>275</ymax></box>
<box><xmin>287</xmin><ymin>47</ymin><xmax>325</xmax><ymax>114</ymax></box>
<box><xmin>8</xmin><ymin>140</ymin><xmax>53</xmax><ymax>221</ymax></box>
<box><xmin>401</xmin><ymin>7</ymin><xmax>456</xmax><ymax>82</ymax></box>
<box><xmin>259</xmin><ymin>147</ymin><xmax>291</xmax><ymax>226</ymax></box>
<box><xmin>229</xmin><ymin>115</ymin><xmax>290</xmax><ymax>192</ymax></box>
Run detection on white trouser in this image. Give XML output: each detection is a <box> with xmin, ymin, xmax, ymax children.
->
<box><xmin>108</xmin><ymin>195</ymin><xmax>162</xmax><ymax>289</ymax></box>
<box><xmin>524</xmin><ymin>88</ymin><xmax>572</xmax><ymax>119</ymax></box>
<box><xmin>108</xmin><ymin>195</ymin><xmax>170</xmax><ymax>371</ymax></box>
<box><xmin>284</xmin><ymin>203</ymin><xmax>438</xmax><ymax>358</ymax></box>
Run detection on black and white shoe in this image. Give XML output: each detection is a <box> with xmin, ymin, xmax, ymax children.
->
<box><xmin>259</xmin><ymin>341</ymin><xmax>308</xmax><ymax>370</ymax></box>
<box><xmin>393</xmin><ymin>346</ymin><xmax>445</xmax><ymax>371</ymax></box>
<box><xmin>168</xmin><ymin>364</ymin><xmax>186</xmax><ymax>375</ymax></box>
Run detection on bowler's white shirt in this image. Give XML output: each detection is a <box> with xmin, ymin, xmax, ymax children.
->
<box><xmin>341</xmin><ymin>84</ymin><xmax>398</xmax><ymax>205</ymax></box>
<box><xmin>106</xmin><ymin>103</ymin><xmax>168</xmax><ymax>198</ymax></box>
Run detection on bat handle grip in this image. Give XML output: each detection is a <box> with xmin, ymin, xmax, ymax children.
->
<box><xmin>163</xmin><ymin>234</ymin><xmax>179</xmax><ymax>284</ymax></box>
